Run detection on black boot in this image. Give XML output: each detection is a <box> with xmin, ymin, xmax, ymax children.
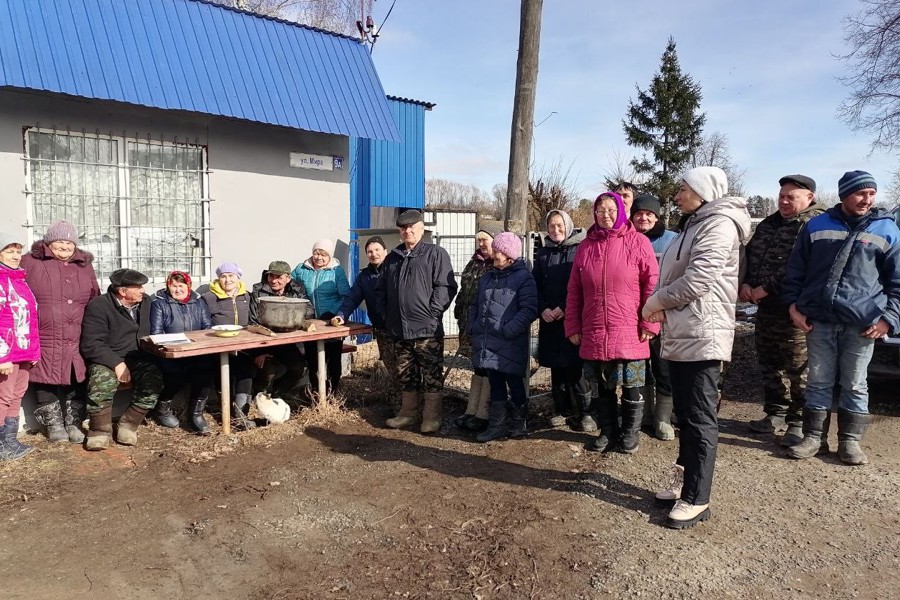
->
<box><xmin>34</xmin><ymin>402</ymin><xmax>69</xmax><ymax>443</ymax></box>
<box><xmin>153</xmin><ymin>399</ymin><xmax>180</xmax><ymax>428</ymax></box>
<box><xmin>509</xmin><ymin>402</ymin><xmax>528</xmax><ymax>438</ymax></box>
<box><xmin>575</xmin><ymin>384</ymin><xmax>597</xmax><ymax>432</ymax></box>
<box><xmin>189</xmin><ymin>395</ymin><xmax>211</xmax><ymax>435</ymax></box>
<box><xmin>3</xmin><ymin>417</ymin><xmax>32</xmax><ymax>458</ymax></box>
<box><xmin>586</xmin><ymin>390</ymin><xmax>619</xmax><ymax>452</ymax></box>
<box><xmin>786</xmin><ymin>408</ymin><xmax>828</xmax><ymax>459</ymax></box>
<box><xmin>549</xmin><ymin>385</ymin><xmax>569</xmax><ymax>427</ymax></box>
<box><xmin>476</xmin><ymin>396</ymin><xmax>509</xmax><ymax>443</ymax></box>
<box><xmin>837</xmin><ymin>410</ymin><xmax>869</xmax><ymax>465</ymax></box>
<box><xmin>618</xmin><ymin>388</ymin><xmax>644</xmax><ymax>454</ymax></box>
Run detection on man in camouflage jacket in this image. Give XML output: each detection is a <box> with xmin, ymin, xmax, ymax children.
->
<box><xmin>740</xmin><ymin>174</ymin><xmax>823</xmax><ymax>445</ymax></box>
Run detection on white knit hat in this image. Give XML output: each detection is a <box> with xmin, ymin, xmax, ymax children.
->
<box><xmin>312</xmin><ymin>238</ymin><xmax>335</xmax><ymax>257</ymax></box>
<box><xmin>681</xmin><ymin>166</ymin><xmax>728</xmax><ymax>203</ymax></box>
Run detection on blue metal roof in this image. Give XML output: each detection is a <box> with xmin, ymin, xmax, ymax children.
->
<box><xmin>0</xmin><ymin>0</ymin><xmax>401</xmax><ymax>141</ymax></box>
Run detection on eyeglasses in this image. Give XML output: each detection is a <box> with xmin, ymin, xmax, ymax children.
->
<box><xmin>594</xmin><ymin>208</ymin><xmax>618</xmax><ymax>215</ymax></box>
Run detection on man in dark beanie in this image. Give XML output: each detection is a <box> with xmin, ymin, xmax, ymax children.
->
<box><xmin>783</xmin><ymin>170</ymin><xmax>900</xmax><ymax>465</ymax></box>
<box><xmin>742</xmin><ymin>174</ymin><xmax>823</xmax><ymax>445</ymax></box>
<box><xmin>630</xmin><ymin>193</ymin><xmax>678</xmax><ymax>440</ymax></box>
<box><xmin>80</xmin><ymin>268</ymin><xmax>163</xmax><ymax>450</ymax></box>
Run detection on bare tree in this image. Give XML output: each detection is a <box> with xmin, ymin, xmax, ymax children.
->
<box><xmin>217</xmin><ymin>0</ymin><xmax>374</xmax><ymax>36</ymax></box>
<box><xmin>838</xmin><ymin>0</ymin><xmax>900</xmax><ymax>151</ymax></box>
<box><xmin>526</xmin><ymin>160</ymin><xmax>579</xmax><ymax>231</ymax></box>
<box><xmin>425</xmin><ymin>179</ymin><xmax>493</xmax><ymax>213</ymax></box>
<box><xmin>691</xmin><ymin>131</ymin><xmax>747</xmax><ymax>196</ymax></box>
<box><xmin>490</xmin><ymin>183</ymin><xmax>508</xmax><ymax>220</ymax></box>
<box><xmin>600</xmin><ymin>148</ymin><xmax>646</xmax><ymax>191</ymax></box>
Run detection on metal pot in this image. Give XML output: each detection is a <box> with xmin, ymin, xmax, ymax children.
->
<box><xmin>257</xmin><ymin>297</ymin><xmax>309</xmax><ymax>332</ymax></box>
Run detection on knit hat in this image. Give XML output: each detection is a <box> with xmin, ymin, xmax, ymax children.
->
<box><xmin>631</xmin><ymin>193</ymin><xmax>662</xmax><ymax>218</ymax></box>
<box><xmin>109</xmin><ymin>268</ymin><xmax>148</xmax><ymax>288</ymax></box>
<box><xmin>681</xmin><ymin>166</ymin><xmax>729</xmax><ymax>203</ymax></box>
<box><xmin>491</xmin><ymin>232</ymin><xmax>522</xmax><ymax>261</ymax></box>
<box><xmin>594</xmin><ymin>191</ymin><xmax>628</xmax><ymax>230</ymax></box>
<box><xmin>365</xmin><ymin>235</ymin><xmax>386</xmax><ymax>250</ymax></box>
<box><xmin>42</xmin><ymin>220</ymin><xmax>79</xmax><ymax>245</ymax></box>
<box><xmin>778</xmin><ymin>174</ymin><xmax>816</xmax><ymax>193</ymax></box>
<box><xmin>0</xmin><ymin>230</ymin><xmax>23</xmax><ymax>252</ymax></box>
<box><xmin>215</xmin><ymin>262</ymin><xmax>243</xmax><ymax>278</ymax></box>
<box><xmin>838</xmin><ymin>170</ymin><xmax>877</xmax><ymax>200</ymax></box>
<box><xmin>477</xmin><ymin>221</ymin><xmax>503</xmax><ymax>239</ymax></box>
<box><xmin>312</xmin><ymin>238</ymin><xmax>335</xmax><ymax>257</ymax></box>
<box><xmin>545</xmin><ymin>209</ymin><xmax>574</xmax><ymax>239</ymax></box>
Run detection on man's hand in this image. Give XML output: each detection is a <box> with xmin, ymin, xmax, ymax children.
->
<box><xmin>254</xmin><ymin>354</ymin><xmax>272</xmax><ymax>369</ymax></box>
<box><xmin>330</xmin><ymin>316</ymin><xmax>345</xmax><ymax>326</ymax></box>
<box><xmin>861</xmin><ymin>319</ymin><xmax>890</xmax><ymax>339</ymax></box>
<box><xmin>568</xmin><ymin>334</ymin><xmax>581</xmax><ymax>346</ymax></box>
<box><xmin>750</xmin><ymin>286</ymin><xmax>769</xmax><ymax>303</ymax></box>
<box><xmin>646</xmin><ymin>310</ymin><xmax>666</xmax><ymax>324</ymax></box>
<box><xmin>541</xmin><ymin>309</ymin><xmax>555</xmax><ymax>323</ymax></box>
<box><xmin>739</xmin><ymin>284</ymin><xmax>753</xmax><ymax>303</ymax></box>
<box><xmin>639</xmin><ymin>328</ymin><xmax>655</xmax><ymax>342</ymax></box>
<box><xmin>0</xmin><ymin>362</ymin><xmax>12</xmax><ymax>376</ymax></box>
<box><xmin>788</xmin><ymin>303</ymin><xmax>812</xmax><ymax>333</ymax></box>
<box><xmin>114</xmin><ymin>362</ymin><xmax>131</xmax><ymax>384</ymax></box>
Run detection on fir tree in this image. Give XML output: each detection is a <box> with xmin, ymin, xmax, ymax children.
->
<box><xmin>623</xmin><ymin>37</ymin><xmax>705</xmax><ymax>221</ymax></box>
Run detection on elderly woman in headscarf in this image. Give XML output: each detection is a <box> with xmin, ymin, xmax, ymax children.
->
<box><xmin>453</xmin><ymin>223</ymin><xmax>500</xmax><ymax>432</ymax></box>
<box><xmin>150</xmin><ymin>271</ymin><xmax>214</xmax><ymax>434</ymax></box>
<box><xmin>565</xmin><ymin>191</ymin><xmax>659</xmax><ymax>455</ymax></box>
<box><xmin>21</xmin><ymin>221</ymin><xmax>99</xmax><ymax>443</ymax></box>
<box><xmin>533</xmin><ymin>209</ymin><xmax>591</xmax><ymax>430</ymax></box>
<box><xmin>203</xmin><ymin>262</ymin><xmax>254</xmax><ymax>424</ymax></box>
<box><xmin>642</xmin><ymin>166</ymin><xmax>750</xmax><ymax>529</ymax></box>
<box><xmin>292</xmin><ymin>239</ymin><xmax>350</xmax><ymax>395</ymax></box>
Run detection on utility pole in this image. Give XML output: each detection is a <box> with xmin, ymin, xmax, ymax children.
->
<box><xmin>504</xmin><ymin>0</ymin><xmax>543</xmax><ymax>235</ymax></box>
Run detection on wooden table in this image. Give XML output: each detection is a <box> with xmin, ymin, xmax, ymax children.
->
<box><xmin>140</xmin><ymin>321</ymin><xmax>372</xmax><ymax>434</ymax></box>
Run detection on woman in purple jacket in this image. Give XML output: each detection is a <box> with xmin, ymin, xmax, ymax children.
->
<box><xmin>22</xmin><ymin>221</ymin><xmax>99</xmax><ymax>444</ymax></box>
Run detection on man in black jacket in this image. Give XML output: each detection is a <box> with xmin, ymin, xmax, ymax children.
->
<box><xmin>377</xmin><ymin>210</ymin><xmax>458</xmax><ymax>433</ymax></box>
<box><xmin>80</xmin><ymin>268</ymin><xmax>163</xmax><ymax>450</ymax></box>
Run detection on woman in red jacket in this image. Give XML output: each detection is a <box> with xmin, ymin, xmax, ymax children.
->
<box><xmin>22</xmin><ymin>221</ymin><xmax>99</xmax><ymax>443</ymax></box>
<box><xmin>565</xmin><ymin>192</ymin><xmax>659</xmax><ymax>454</ymax></box>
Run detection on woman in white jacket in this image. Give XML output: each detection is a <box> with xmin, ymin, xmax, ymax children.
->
<box><xmin>642</xmin><ymin>167</ymin><xmax>751</xmax><ymax>529</ymax></box>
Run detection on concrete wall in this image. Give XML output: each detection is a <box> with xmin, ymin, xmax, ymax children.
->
<box><xmin>0</xmin><ymin>89</ymin><xmax>352</xmax><ymax>284</ymax></box>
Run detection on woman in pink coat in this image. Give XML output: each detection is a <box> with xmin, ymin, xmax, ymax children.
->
<box><xmin>565</xmin><ymin>191</ymin><xmax>659</xmax><ymax>454</ymax></box>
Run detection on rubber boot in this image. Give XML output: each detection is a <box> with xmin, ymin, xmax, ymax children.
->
<box><xmin>2</xmin><ymin>417</ymin><xmax>32</xmax><ymax>459</ymax></box>
<box><xmin>116</xmin><ymin>405</ymin><xmax>149</xmax><ymax>446</ymax></box>
<box><xmin>837</xmin><ymin>410</ymin><xmax>869</xmax><ymax>465</ymax></box>
<box><xmin>189</xmin><ymin>395</ymin><xmax>211</xmax><ymax>435</ymax></box>
<box><xmin>786</xmin><ymin>408</ymin><xmax>828</xmax><ymax>459</ymax></box>
<box><xmin>34</xmin><ymin>402</ymin><xmax>69</xmax><ymax>443</ymax></box>
<box><xmin>549</xmin><ymin>385</ymin><xmax>569</xmax><ymax>427</ymax></box>
<box><xmin>455</xmin><ymin>374</ymin><xmax>483</xmax><ymax>429</ymax></box>
<box><xmin>509</xmin><ymin>402</ymin><xmax>528</xmax><ymax>438</ymax></box>
<box><xmin>64</xmin><ymin>396</ymin><xmax>87</xmax><ymax>444</ymax></box>
<box><xmin>653</xmin><ymin>393</ymin><xmax>675</xmax><ymax>441</ymax></box>
<box><xmin>0</xmin><ymin>420</ymin><xmax>14</xmax><ymax>460</ymax></box>
<box><xmin>86</xmin><ymin>406</ymin><xmax>113</xmax><ymax>451</ymax></box>
<box><xmin>386</xmin><ymin>391</ymin><xmax>420</xmax><ymax>429</ymax></box>
<box><xmin>585</xmin><ymin>391</ymin><xmax>619</xmax><ymax>452</ymax></box>
<box><xmin>153</xmin><ymin>399</ymin><xmax>180</xmax><ymax>429</ymax></box>
<box><xmin>641</xmin><ymin>385</ymin><xmax>655</xmax><ymax>430</ymax></box>
<box><xmin>420</xmin><ymin>392</ymin><xmax>443</xmax><ymax>434</ymax></box>
<box><xmin>465</xmin><ymin>378</ymin><xmax>491</xmax><ymax>432</ymax></box>
<box><xmin>576</xmin><ymin>387</ymin><xmax>597</xmax><ymax>432</ymax></box>
<box><xmin>476</xmin><ymin>395</ymin><xmax>509</xmax><ymax>443</ymax></box>
<box><xmin>618</xmin><ymin>390</ymin><xmax>644</xmax><ymax>454</ymax></box>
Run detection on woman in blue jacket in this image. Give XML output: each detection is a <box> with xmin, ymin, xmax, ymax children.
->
<box><xmin>468</xmin><ymin>232</ymin><xmax>539</xmax><ymax>442</ymax></box>
<box><xmin>292</xmin><ymin>239</ymin><xmax>351</xmax><ymax>395</ymax></box>
<box><xmin>149</xmin><ymin>271</ymin><xmax>214</xmax><ymax>434</ymax></box>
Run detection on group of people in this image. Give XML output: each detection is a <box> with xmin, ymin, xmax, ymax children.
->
<box><xmin>1</xmin><ymin>166</ymin><xmax>894</xmax><ymax>531</ymax></box>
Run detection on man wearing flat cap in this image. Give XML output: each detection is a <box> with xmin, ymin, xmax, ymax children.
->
<box><xmin>741</xmin><ymin>174</ymin><xmax>823</xmax><ymax>446</ymax></box>
<box><xmin>80</xmin><ymin>268</ymin><xmax>163</xmax><ymax>449</ymax></box>
<box><xmin>249</xmin><ymin>260</ymin><xmax>315</xmax><ymax>399</ymax></box>
<box><xmin>377</xmin><ymin>209</ymin><xmax>458</xmax><ymax>433</ymax></box>
<box><xmin>783</xmin><ymin>170</ymin><xmax>900</xmax><ymax>465</ymax></box>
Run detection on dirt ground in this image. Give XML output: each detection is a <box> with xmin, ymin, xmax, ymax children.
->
<box><xmin>1</xmin><ymin>334</ymin><xmax>899</xmax><ymax>600</ymax></box>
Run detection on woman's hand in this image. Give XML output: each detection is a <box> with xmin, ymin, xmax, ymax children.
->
<box><xmin>568</xmin><ymin>334</ymin><xmax>581</xmax><ymax>346</ymax></box>
<box><xmin>646</xmin><ymin>311</ymin><xmax>666</xmax><ymax>324</ymax></box>
<box><xmin>551</xmin><ymin>307</ymin><xmax>565</xmax><ymax>320</ymax></box>
<box><xmin>639</xmin><ymin>328</ymin><xmax>655</xmax><ymax>342</ymax></box>
<box><xmin>330</xmin><ymin>316</ymin><xmax>345</xmax><ymax>326</ymax></box>
<box><xmin>738</xmin><ymin>284</ymin><xmax>753</xmax><ymax>303</ymax></box>
<box><xmin>541</xmin><ymin>308</ymin><xmax>555</xmax><ymax>323</ymax></box>
<box><xmin>0</xmin><ymin>362</ymin><xmax>12</xmax><ymax>376</ymax></box>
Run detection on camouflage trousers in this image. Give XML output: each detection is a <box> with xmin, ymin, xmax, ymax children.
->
<box><xmin>86</xmin><ymin>356</ymin><xmax>164</xmax><ymax>412</ymax></box>
<box><xmin>394</xmin><ymin>336</ymin><xmax>444</xmax><ymax>393</ymax></box>
<box><xmin>374</xmin><ymin>329</ymin><xmax>399</xmax><ymax>378</ymax></box>
<box><xmin>755</xmin><ymin>306</ymin><xmax>807</xmax><ymax>423</ymax></box>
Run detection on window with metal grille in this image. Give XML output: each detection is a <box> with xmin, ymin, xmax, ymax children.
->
<box><xmin>24</xmin><ymin>128</ymin><xmax>210</xmax><ymax>283</ymax></box>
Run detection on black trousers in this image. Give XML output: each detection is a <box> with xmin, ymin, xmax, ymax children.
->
<box><xmin>159</xmin><ymin>357</ymin><xmax>214</xmax><ymax>403</ymax></box>
<box><xmin>670</xmin><ymin>359</ymin><xmax>721</xmax><ymax>506</ymax></box>
<box><xmin>304</xmin><ymin>340</ymin><xmax>344</xmax><ymax>394</ymax></box>
<box><xmin>549</xmin><ymin>365</ymin><xmax>589</xmax><ymax>413</ymax></box>
<box><xmin>32</xmin><ymin>369</ymin><xmax>87</xmax><ymax>407</ymax></box>
<box><xmin>648</xmin><ymin>336</ymin><xmax>672</xmax><ymax>396</ymax></box>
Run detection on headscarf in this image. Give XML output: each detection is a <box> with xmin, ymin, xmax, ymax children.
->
<box><xmin>594</xmin><ymin>191</ymin><xmax>628</xmax><ymax>230</ymax></box>
<box><xmin>545</xmin><ymin>209</ymin><xmax>575</xmax><ymax>240</ymax></box>
<box><xmin>167</xmin><ymin>270</ymin><xmax>193</xmax><ymax>304</ymax></box>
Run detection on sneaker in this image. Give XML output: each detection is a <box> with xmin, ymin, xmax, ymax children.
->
<box><xmin>654</xmin><ymin>464</ymin><xmax>684</xmax><ymax>505</ymax></box>
<box><xmin>665</xmin><ymin>500</ymin><xmax>711</xmax><ymax>529</ymax></box>
<box><xmin>748</xmin><ymin>414</ymin><xmax>786</xmax><ymax>434</ymax></box>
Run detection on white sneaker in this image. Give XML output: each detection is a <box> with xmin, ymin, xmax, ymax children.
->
<box><xmin>654</xmin><ymin>464</ymin><xmax>684</xmax><ymax>504</ymax></box>
<box><xmin>665</xmin><ymin>500</ymin><xmax>711</xmax><ymax>529</ymax></box>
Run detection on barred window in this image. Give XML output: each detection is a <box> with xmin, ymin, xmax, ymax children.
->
<box><xmin>24</xmin><ymin>128</ymin><xmax>210</xmax><ymax>283</ymax></box>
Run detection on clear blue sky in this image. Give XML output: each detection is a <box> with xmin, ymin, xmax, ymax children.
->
<box><xmin>368</xmin><ymin>0</ymin><xmax>896</xmax><ymax>200</ymax></box>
